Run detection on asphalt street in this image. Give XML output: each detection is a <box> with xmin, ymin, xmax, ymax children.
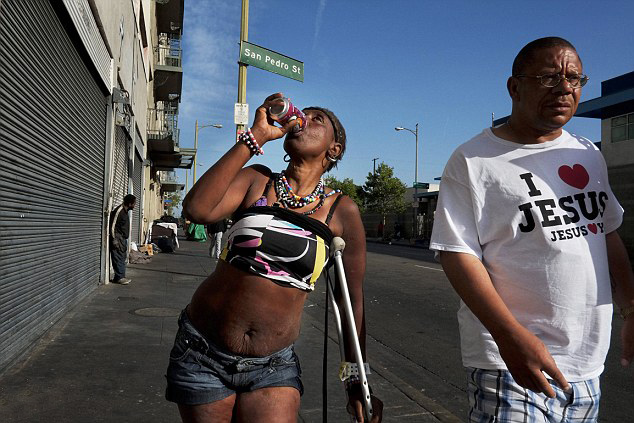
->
<box><xmin>1</xmin><ymin>240</ymin><xmax>632</xmax><ymax>422</ymax></box>
<box><xmin>329</xmin><ymin>242</ymin><xmax>634</xmax><ymax>423</ymax></box>
<box><xmin>305</xmin><ymin>244</ymin><xmax>468</xmax><ymax>420</ymax></box>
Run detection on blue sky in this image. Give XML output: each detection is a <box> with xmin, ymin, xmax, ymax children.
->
<box><xmin>176</xmin><ymin>0</ymin><xmax>634</xmax><ymax>191</ymax></box>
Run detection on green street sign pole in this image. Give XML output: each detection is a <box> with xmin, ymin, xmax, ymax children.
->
<box><xmin>239</xmin><ymin>41</ymin><xmax>304</xmax><ymax>82</ymax></box>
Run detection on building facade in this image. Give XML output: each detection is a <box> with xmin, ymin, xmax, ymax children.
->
<box><xmin>576</xmin><ymin>72</ymin><xmax>634</xmax><ymax>258</ymax></box>
<box><xmin>361</xmin><ymin>184</ymin><xmax>440</xmax><ymax>241</ymax></box>
<box><xmin>0</xmin><ymin>0</ymin><xmax>188</xmax><ymax>373</ymax></box>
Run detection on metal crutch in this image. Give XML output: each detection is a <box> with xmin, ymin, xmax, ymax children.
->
<box><xmin>326</xmin><ymin>236</ymin><xmax>373</xmax><ymax>421</ymax></box>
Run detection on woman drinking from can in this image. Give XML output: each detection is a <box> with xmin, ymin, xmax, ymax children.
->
<box><xmin>166</xmin><ymin>93</ymin><xmax>383</xmax><ymax>422</ymax></box>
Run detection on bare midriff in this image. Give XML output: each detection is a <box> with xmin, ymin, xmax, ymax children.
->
<box><xmin>187</xmin><ymin>260</ymin><xmax>309</xmax><ymax>357</ymax></box>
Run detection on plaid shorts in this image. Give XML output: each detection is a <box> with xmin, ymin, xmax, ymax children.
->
<box><xmin>466</xmin><ymin>367</ymin><xmax>601</xmax><ymax>423</ymax></box>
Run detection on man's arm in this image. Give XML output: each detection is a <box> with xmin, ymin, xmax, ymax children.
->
<box><xmin>439</xmin><ymin>251</ymin><xmax>570</xmax><ymax>397</ymax></box>
<box><xmin>605</xmin><ymin>231</ymin><xmax>634</xmax><ymax>366</ymax></box>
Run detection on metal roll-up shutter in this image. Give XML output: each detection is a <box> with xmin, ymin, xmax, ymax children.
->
<box><xmin>112</xmin><ymin>126</ymin><xmax>129</xmax><ymax>207</ymax></box>
<box><xmin>131</xmin><ymin>151</ymin><xmax>143</xmax><ymax>244</ymax></box>
<box><xmin>0</xmin><ymin>0</ymin><xmax>106</xmax><ymax>371</ymax></box>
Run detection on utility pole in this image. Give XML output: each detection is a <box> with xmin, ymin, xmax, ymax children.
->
<box><xmin>372</xmin><ymin>157</ymin><xmax>379</xmax><ymax>176</ymax></box>
<box><xmin>237</xmin><ymin>0</ymin><xmax>249</xmax><ymax>134</ymax></box>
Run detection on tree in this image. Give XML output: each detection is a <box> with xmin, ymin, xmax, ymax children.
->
<box><xmin>324</xmin><ymin>175</ymin><xmax>364</xmax><ymax>210</ymax></box>
<box><xmin>362</xmin><ymin>162</ymin><xmax>407</xmax><ymax>223</ymax></box>
<box><xmin>164</xmin><ymin>190</ymin><xmax>182</xmax><ymax>216</ymax></box>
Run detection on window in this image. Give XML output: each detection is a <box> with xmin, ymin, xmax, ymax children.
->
<box><xmin>611</xmin><ymin>113</ymin><xmax>634</xmax><ymax>143</ymax></box>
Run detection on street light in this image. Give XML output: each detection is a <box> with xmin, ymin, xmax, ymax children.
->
<box><xmin>193</xmin><ymin>120</ymin><xmax>222</xmax><ymax>185</ymax></box>
<box><xmin>395</xmin><ymin>123</ymin><xmax>419</xmax><ymax>194</ymax></box>
<box><xmin>395</xmin><ymin>123</ymin><xmax>419</xmax><ymax>238</ymax></box>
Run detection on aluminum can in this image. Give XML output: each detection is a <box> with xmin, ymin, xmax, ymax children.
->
<box><xmin>268</xmin><ymin>97</ymin><xmax>306</xmax><ymax>133</ymax></box>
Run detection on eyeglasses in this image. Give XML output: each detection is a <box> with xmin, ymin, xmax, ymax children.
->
<box><xmin>514</xmin><ymin>73</ymin><xmax>589</xmax><ymax>88</ymax></box>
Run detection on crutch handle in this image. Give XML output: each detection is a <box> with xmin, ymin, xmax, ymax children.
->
<box><xmin>331</xmin><ymin>237</ymin><xmax>346</xmax><ymax>253</ymax></box>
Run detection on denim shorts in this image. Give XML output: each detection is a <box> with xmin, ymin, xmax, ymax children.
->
<box><xmin>165</xmin><ymin>310</ymin><xmax>304</xmax><ymax>405</ymax></box>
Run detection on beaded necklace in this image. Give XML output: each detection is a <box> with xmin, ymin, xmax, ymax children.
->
<box><xmin>275</xmin><ymin>171</ymin><xmax>340</xmax><ymax>215</ymax></box>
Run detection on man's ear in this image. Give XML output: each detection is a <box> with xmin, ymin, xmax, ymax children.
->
<box><xmin>507</xmin><ymin>76</ymin><xmax>520</xmax><ymax>101</ymax></box>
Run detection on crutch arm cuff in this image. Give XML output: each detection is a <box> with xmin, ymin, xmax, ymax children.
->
<box><xmin>338</xmin><ymin>361</ymin><xmax>371</xmax><ymax>381</ymax></box>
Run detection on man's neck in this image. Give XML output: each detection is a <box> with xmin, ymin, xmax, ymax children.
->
<box><xmin>492</xmin><ymin>120</ymin><xmax>563</xmax><ymax>145</ymax></box>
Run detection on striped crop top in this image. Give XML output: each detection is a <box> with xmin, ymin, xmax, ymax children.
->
<box><xmin>220</xmin><ymin>182</ymin><xmax>343</xmax><ymax>292</ymax></box>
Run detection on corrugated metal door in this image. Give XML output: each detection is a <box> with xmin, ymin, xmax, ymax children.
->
<box><xmin>131</xmin><ymin>151</ymin><xmax>143</xmax><ymax>244</ymax></box>
<box><xmin>0</xmin><ymin>0</ymin><xmax>106</xmax><ymax>371</ymax></box>
<box><xmin>112</xmin><ymin>127</ymin><xmax>130</xmax><ymax>208</ymax></box>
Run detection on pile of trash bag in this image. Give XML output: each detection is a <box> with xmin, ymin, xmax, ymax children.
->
<box><xmin>186</xmin><ymin>222</ymin><xmax>207</xmax><ymax>242</ymax></box>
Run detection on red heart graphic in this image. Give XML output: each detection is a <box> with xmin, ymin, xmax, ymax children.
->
<box><xmin>588</xmin><ymin>223</ymin><xmax>597</xmax><ymax>234</ymax></box>
<box><xmin>558</xmin><ymin>164</ymin><xmax>589</xmax><ymax>189</ymax></box>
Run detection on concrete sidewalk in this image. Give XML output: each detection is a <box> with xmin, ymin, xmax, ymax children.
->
<box><xmin>0</xmin><ymin>235</ymin><xmax>458</xmax><ymax>422</ymax></box>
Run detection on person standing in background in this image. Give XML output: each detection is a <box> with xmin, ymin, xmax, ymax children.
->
<box><xmin>110</xmin><ymin>194</ymin><xmax>136</xmax><ymax>285</ymax></box>
<box><xmin>207</xmin><ymin>219</ymin><xmax>227</xmax><ymax>259</ymax></box>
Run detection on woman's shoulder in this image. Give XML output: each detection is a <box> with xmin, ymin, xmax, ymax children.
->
<box><xmin>240</xmin><ymin>164</ymin><xmax>276</xmax><ymax>192</ymax></box>
<box><xmin>323</xmin><ymin>192</ymin><xmax>360</xmax><ymax>219</ymax></box>
<box><xmin>244</xmin><ymin>164</ymin><xmax>274</xmax><ymax>179</ymax></box>
<box><xmin>337</xmin><ymin>194</ymin><xmax>361</xmax><ymax>215</ymax></box>
<box><xmin>322</xmin><ymin>193</ymin><xmax>364</xmax><ymax>240</ymax></box>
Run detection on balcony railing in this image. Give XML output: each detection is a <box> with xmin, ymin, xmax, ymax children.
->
<box><xmin>147</xmin><ymin>104</ymin><xmax>180</xmax><ymax>146</ymax></box>
<box><xmin>158</xmin><ymin>170</ymin><xmax>179</xmax><ymax>184</ymax></box>
<box><xmin>154</xmin><ymin>34</ymin><xmax>182</xmax><ymax>68</ymax></box>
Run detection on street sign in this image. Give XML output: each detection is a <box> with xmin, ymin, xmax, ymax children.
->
<box><xmin>239</xmin><ymin>41</ymin><xmax>304</xmax><ymax>82</ymax></box>
<box><xmin>234</xmin><ymin>103</ymin><xmax>249</xmax><ymax>125</ymax></box>
<box><xmin>413</xmin><ymin>182</ymin><xmax>429</xmax><ymax>189</ymax></box>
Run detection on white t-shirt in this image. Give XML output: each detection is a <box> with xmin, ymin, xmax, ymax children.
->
<box><xmin>430</xmin><ymin>128</ymin><xmax>623</xmax><ymax>381</ymax></box>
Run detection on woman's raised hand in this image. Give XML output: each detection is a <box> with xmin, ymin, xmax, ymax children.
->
<box><xmin>251</xmin><ymin>93</ymin><xmax>298</xmax><ymax>143</ymax></box>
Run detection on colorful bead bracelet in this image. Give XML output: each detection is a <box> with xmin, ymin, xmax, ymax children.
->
<box><xmin>237</xmin><ymin>128</ymin><xmax>263</xmax><ymax>156</ymax></box>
